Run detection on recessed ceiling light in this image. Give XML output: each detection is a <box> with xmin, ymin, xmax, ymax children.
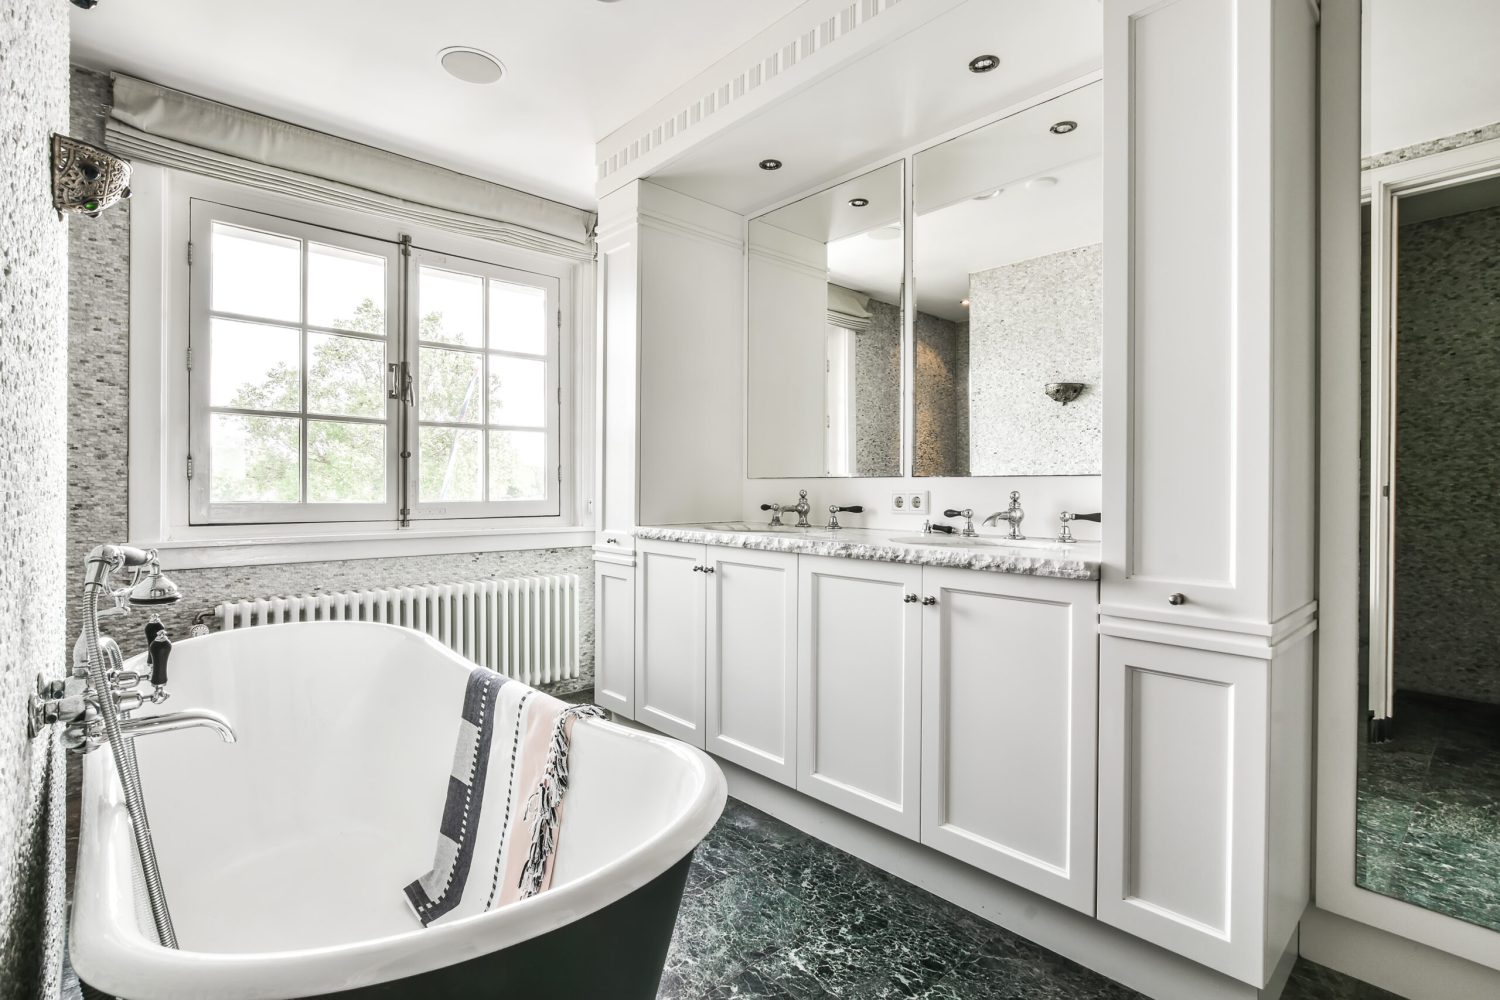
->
<box><xmin>1049</xmin><ymin>120</ymin><xmax>1079</xmax><ymax>135</ymax></box>
<box><xmin>848</xmin><ymin>197</ymin><xmax>869</xmax><ymax>208</ymax></box>
<box><xmin>439</xmin><ymin>46</ymin><xmax>505</xmax><ymax>85</ymax></box>
<box><xmin>961</xmin><ymin>298</ymin><xmax>971</xmax><ymax>307</ymax></box>
<box><xmin>972</xmin><ymin>189</ymin><xmax>1003</xmax><ymax>201</ymax></box>
<box><xmin>968</xmin><ymin>54</ymin><xmax>1001</xmax><ymax>74</ymax></box>
<box><xmin>869</xmin><ymin>225</ymin><xmax>903</xmax><ymax>241</ymax></box>
<box><xmin>1027</xmin><ymin>176</ymin><xmax>1060</xmax><ymax>190</ymax></box>
<box><xmin>759</xmin><ymin>158</ymin><xmax>783</xmax><ymax>171</ymax></box>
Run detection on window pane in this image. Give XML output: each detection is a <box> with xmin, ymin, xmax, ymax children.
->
<box><xmin>210</xmin><ymin>222</ymin><xmax>300</xmax><ymax>322</ymax></box>
<box><xmin>307</xmin><ymin>420</ymin><xmax>385</xmax><ymax>503</ymax></box>
<box><xmin>419</xmin><ymin>267</ymin><xmax>483</xmax><ymax>346</ymax></box>
<box><xmin>420</xmin><ymin>426</ymin><xmax>483</xmax><ymax>502</ymax></box>
<box><xmin>419</xmin><ymin>347</ymin><xmax>483</xmax><ymax>423</ymax></box>
<box><xmin>210</xmin><ymin>413</ymin><xmax>300</xmax><ymax>503</ymax></box>
<box><xmin>308</xmin><ymin>334</ymin><xmax>385</xmax><ymax>418</ymax></box>
<box><xmin>308</xmin><ymin>243</ymin><xmax>386</xmax><ymax>333</ymax></box>
<box><xmin>489</xmin><ymin>430</ymin><xmax>547</xmax><ymax>501</ymax></box>
<box><xmin>210</xmin><ymin>319</ymin><xmax>300</xmax><ymax>412</ymax></box>
<box><xmin>488</xmin><ymin>355</ymin><xmax>548</xmax><ymax>427</ymax></box>
<box><xmin>488</xmin><ymin>279</ymin><xmax>548</xmax><ymax>355</ymax></box>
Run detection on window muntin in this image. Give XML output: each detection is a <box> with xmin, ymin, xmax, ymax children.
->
<box><xmin>409</xmin><ymin>256</ymin><xmax>560</xmax><ymax>518</ymax></box>
<box><xmin>188</xmin><ymin>201</ymin><xmax>561</xmax><ymax>527</ymax></box>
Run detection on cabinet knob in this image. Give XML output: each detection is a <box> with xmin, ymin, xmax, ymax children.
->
<box><xmin>922</xmin><ymin>596</ymin><xmax>937</xmax><ymax>606</ymax></box>
<box><xmin>703</xmin><ymin>566</ymin><xmax>715</xmax><ymax>574</ymax></box>
<box><xmin>1168</xmin><ymin>593</ymin><xmax>1187</xmax><ymax>606</ymax></box>
<box><xmin>903</xmin><ymin>594</ymin><xmax>919</xmax><ymax>604</ymax></box>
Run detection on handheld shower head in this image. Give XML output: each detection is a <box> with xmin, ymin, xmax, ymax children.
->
<box><xmin>127</xmin><ymin>563</ymin><xmax>182</xmax><ymax>607</ymax></box>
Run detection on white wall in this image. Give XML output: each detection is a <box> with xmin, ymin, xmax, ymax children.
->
<box><xmin>1363</xmin><ymin>0</ymin><xmax>1500</xmax><ymax>156</ymax></box>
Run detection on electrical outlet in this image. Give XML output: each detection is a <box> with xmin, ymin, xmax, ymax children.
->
<box><xmin>890</xmin><ymin>491</ymin><xmax>930</xmax><ymax>515</ymax></box>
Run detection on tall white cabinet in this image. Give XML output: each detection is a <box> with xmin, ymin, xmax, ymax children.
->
<box><xmin>1100</xmin><ymin>0</ymin><xmax>1318</xmax><ymax>987</ymax></box>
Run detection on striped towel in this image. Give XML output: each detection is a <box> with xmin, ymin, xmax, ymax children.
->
<box><xmin>403</xmin><ymin>668</ymin><xmax>603</xmax><ymax>926</ymax></box>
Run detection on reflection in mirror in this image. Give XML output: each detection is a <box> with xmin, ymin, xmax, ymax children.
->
<box><xmin>747</xmin><ymin>161</ymin><xmax>904</xmax><ymax>478</ymax></box>
<box><xmin>1357</xmin><ymin>175</ymin><xmax>1500</xmax><ymax>932</ymax></box>
<box><xmin>1353</xmin><ymin>1</ymin><xmax>1500</xmax><ymax>934</ymax></box>
<box><xmin>911</xmin><ymin>82</ymin><xmax>1102</xmax><ymax>477</ymax></box>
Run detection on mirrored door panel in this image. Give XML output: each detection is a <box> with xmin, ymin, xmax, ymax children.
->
<box><xmin>747</xmin><ymin>161</ymin><xmax>904</xmax><ymax>479</ymax></box>
<box><xmin>911</xmin><ymin>82</ymin><xmax>1102</xmax><ymax>477</ymax></box>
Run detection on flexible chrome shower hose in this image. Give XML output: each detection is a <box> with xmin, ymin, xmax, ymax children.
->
<box><xmin>81</xmin><ymin>585</ymin><xmax>179</xmax><ymax>949</ymax></box>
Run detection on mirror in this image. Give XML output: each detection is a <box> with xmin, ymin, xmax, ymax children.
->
<box><xmin>1355</xmin><ymin>2</ymin><xmax>1500</xmax><ymax>932</ymax></box>
<box><xmin>747</xmin><ymin>161</ymin><xmax>904</xmax><ymax>478</ymax></box>
<box><xmin>911</xmin><ymin>83</ymin><xmax>1102</xmax><ymax>477</ymax></box>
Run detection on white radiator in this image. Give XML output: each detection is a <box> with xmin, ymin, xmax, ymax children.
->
<box><xmin>214</xmin><ymin>576</ymin><xmax>581</xmax><ymax>686</ymax></box>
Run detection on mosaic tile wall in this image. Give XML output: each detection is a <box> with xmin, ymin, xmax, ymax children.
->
<box><xmin>967</xmin><ymin>245</ymin><xmax>1102</xmax><ymax>476</ymax></box>
<box><xmin>0</xmin><ymin>2</ymin><xmax>70</xmax><ymax>996</ymax></box>
<box><xmin>1391</xmin><ymin>204</ymin><xmax>1500</xmax><ymax>705</ymax></box>
<box><xmin>64</xmin><ymin>68</ymin><xmax>594</xmax><ymax>691</ymax></box>
<box><xmin>913</xmin><ymin>309</ymin><xmax>966</xmax><ymax>478</ymax></box>
<box><xmin>853</xmin><ymin>298</ymin><xmax>901</xmax><ymax>477</ymax></box>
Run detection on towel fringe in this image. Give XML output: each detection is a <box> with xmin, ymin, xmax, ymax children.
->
<box><xmin>518</xmin><ymin>704</ymin><xmax>605</xmax><ymax>898</ymax></box>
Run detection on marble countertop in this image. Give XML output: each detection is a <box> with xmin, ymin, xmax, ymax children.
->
<box><xmin>633</xmin><ymin>522</ymin><xmax>1100</xmax><ymax>581</ymax></box>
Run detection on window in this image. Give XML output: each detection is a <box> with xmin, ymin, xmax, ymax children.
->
<box><xmin>188</xmin><ymin>201</ymin><xmax>561</xmax><ymax>527</ymax></box>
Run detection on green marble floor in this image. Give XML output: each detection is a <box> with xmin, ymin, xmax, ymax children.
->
<box><xmin>662</xmin><ymin>798</ymin><xmax>1400</xmax><ymax>999</ymax></box>
<box><xmin>1356</xmin><ymin>693</ymin><xmax>1500</xmax><ymax>931</ymax></box>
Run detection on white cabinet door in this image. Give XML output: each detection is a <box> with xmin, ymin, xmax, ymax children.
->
<box><xmin>797</xmin><ymin>556</ymin><xmax>922</xmax><ymax>838</ymax></box>
<box><xmin>705</xmin><ymin>547</ymin><xmax>798</xmax><ymax>784</ymax></box>
<box><xmin>1101</xmin><ymin>0</ymin><xmax>1317</xmax><ymax>630</ymax></box>
<box><xmin>1097</xmin><ymin>635</ymin><xmax>1268</xmax><ymax>984</ymax></box>
<box><xmin>634</xmin><ymin>539</ymin><xmax>706</xmax><ymax>746</ymax></box>
<box><xmin>592</xmin><ymin>560</ymin><xmax>636</xmax><ymax>718</ymax></box>
<box><xmin>919</xmin><ymin>568</ymin><xmax>1098</xmax><ymax>913</ymax></box>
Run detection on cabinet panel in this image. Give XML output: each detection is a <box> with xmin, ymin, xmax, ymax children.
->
<box><xmin>1097</xmin><ymin>635</ymin><xmax>1267</xmax><ymax>983</ymax></box>
<box><xmin>706</xmin><ymin>547</ymin><xmax>797</xmax><ymax>784</ymax></box>
<box><xmin>593</xmin><ymin>561</ymin><xmax>636</xmax><ymax>718</ymax></box>
<box><xmin>919</xmin><ymin>569</ymin><xmax>1098</xmax><ymax>913</ymax></box>
<box><xmin>797</xmin><ymin>556</ymin><xmax>922</xmax><ymax>837</ymax></box>
<box><xmin>634</xmin><ymin>539</ymin><xmax>706</xmax><ymax>746</ymax></box>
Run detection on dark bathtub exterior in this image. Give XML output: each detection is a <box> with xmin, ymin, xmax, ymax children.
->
<box><xmin>83</xmin><ymin>854</ymin><xmax>693</xmax><ymax>1000</ymax></box>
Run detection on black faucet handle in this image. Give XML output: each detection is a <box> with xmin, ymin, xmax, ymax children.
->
<box><xmin>1064</xmin><ymin>511</ymin><xmax>1103</xmax><ymax>523</ymax></box>
<box><xmin>829</xmin><ymin>505</ymin><xmax>864</xmax><ymax>513</ymax></box>
<box><xmin>759</xmin><ymin>503</ymin><xmax>779</xmax><ymax>511</ymax></box>
<box><xmin>148</xmin><ymin>634</ymin><xmax>172</xmax><ymax>688</ymax></box>
<box><xmin>931</xmin><ymin>523</ymin><xmax>958</xmax><ymax>535</ymax></box>
<box><xmin>942</xmin><ymin>508</ymin><xmax>974</xmax><ymax>519</ymax></box>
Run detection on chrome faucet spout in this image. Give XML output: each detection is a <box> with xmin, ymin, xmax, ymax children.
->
<box><xmin>119</xmin><ymin>708</ymin><xmax>237</xmax><ymax>744</ymax></box>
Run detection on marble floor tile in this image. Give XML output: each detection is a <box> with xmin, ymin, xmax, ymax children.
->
<box><xmin>1354</xmin><ymin>693</ymin><xmax>1500</xmax><ymax>931</ymax></box>
<box><xmin>662</xmin><ymin>799</ymin><xmax>1394</xmax><ymax>1000</ymax></box>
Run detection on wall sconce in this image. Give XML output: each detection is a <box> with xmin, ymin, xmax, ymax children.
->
<box><xmin>51</xmin><ymin>134</ymin><xmax>132</xmax><ymax>219</ymax></box>
<box><xmin>1044</xmin><ymin>382</ymin><xmax>1087</xmax><ymax>405</ymax></box>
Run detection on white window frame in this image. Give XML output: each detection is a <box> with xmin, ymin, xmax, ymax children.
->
<box><xmin>188</xmin><ymin>201</ymin><xmax>405</xmax><ymax>525</ymax></box>
<box><xmin>128</xmin><ymin>165</ymin><xmax>595</xmax><ymax>569</ymax></box>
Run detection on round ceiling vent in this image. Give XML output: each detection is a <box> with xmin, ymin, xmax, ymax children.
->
<box><xmin>439</xmin><ymin>47</ymin><xmax>506</xmax><ymax>85</ymax></box>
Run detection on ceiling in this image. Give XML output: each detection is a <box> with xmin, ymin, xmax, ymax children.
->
<box><xmin>68</xmin><ymin>0</ymin><xmax>809</xmax><ymax>210</ymax></box>
<box><xmin>647</xmin><ymin>0</ymin><xmax>1103</xmax><ymax>215</ymax></box>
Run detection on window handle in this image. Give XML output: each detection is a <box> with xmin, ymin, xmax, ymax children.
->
<box><xmin>387</xmin><ymin>362</ymin><xmax>413</xmax><ymax>405</ymax></box>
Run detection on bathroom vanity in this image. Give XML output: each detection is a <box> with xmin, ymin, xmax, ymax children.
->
<box><xmin>589</xmin><ymin>1</ymin><xmax>1318</xmax><ymax>997</ymax></box>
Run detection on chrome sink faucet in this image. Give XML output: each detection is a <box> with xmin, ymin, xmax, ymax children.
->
<box><xmin>983</xmin><ymin>491</ymin><xmax>1027</xmax><ymax>540</ymax></box>
<box><xmin>943</xmin><ymin>508</ymin><xmax>978</xmax><ymax>537</ymax></box>
<box><xmin>760</xmin><ymin>489</ymin><xmax>812</xmax><ymax>528</ymax></box>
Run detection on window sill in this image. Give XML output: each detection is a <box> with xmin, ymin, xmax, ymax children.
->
<box><xmin>145</xmin><ymin>525</ymin><xmax>596</xmax><ymax>571</ymax></box>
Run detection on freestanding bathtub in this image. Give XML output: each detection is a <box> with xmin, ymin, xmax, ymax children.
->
<box><xmin>71</xmin><ymin>621</ymin><xmax>726</xmax><ymax>999</ymax></box>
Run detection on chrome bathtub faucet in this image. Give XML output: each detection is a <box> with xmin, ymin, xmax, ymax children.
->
<box><xmin>982</xmin><ymin>491</ymin><xmax>1027</xmax><ymax>541</ymax></box>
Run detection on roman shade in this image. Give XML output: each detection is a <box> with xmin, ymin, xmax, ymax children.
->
<box><xmin>827</xmin><ymin>283</ymin><xmax>874</xmax><ymax>331</ymax></box>
<box><xmin>106</xmin><ymin>74</ymin><xmax>597</xmax><ymax>261</ymax></box>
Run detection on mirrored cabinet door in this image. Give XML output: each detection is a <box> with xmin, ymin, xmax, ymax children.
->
<box><xmin>911</xmin><ymin>82</ymin><xmax>1102</xmax><ymax>478</ymax></box>
<box><xmin>747</xmin><ymin>161</ymin><xmax>904</xmax><ymax>479</ymax></box>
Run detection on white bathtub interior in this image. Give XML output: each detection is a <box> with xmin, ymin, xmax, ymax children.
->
<box><xmin>77</xmin><ymin>623</ymin><xmax>712</xmax><ymax>957</ymax></box>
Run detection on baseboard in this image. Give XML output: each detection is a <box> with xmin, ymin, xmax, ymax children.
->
<box><xmin>1300</xmin><ymin>906</ymin><xmax>1500</xmax><ymax>1000</ymax></box>
<box><xmin>720</xmin><ymin>759</ymin><xmax>1262</xmax><ymax>1000</ymax></box>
